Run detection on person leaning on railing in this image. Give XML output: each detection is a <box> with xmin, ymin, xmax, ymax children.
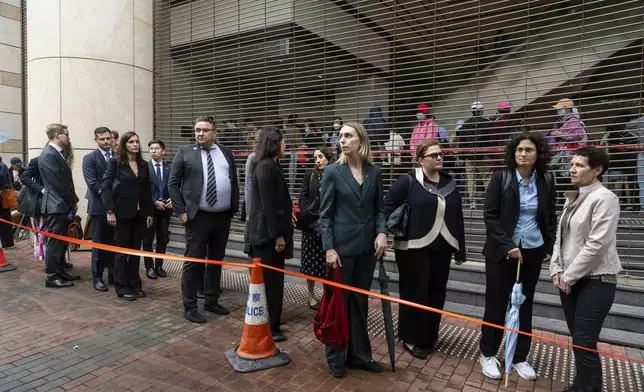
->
<box><xmin>550</xmin><ymin>146</ymin><xmax>622</xmax><ymax>392</ymax></box>
<box><xmin>479</xmin><ymin>133</ymin><xmax>557</xmax><ymax>382</ymax></box>
<box><xmin>384</xmin><ymin>139</ymin><xmax>465</xmax><ymax>360</ymax></box>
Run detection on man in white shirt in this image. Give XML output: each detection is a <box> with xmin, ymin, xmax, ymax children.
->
<box><xmin>168</xmin><ymin>116</ymin><xmax>240</xmax><ymax>323</ymax></box>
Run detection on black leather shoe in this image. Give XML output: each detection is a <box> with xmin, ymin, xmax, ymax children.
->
<box><xmin>63</xmin><ymin>262</ymin><xmax>74</xmax><ymax>270</ymax></box>
<box><xmin>61</xmin><ymin>272</ymin><xmax>81</xmax><ymax>281</ymax></box>
<box><xmin>94</xmin><ymin>280</ymin><xmax>108</xmax><ymax>292</ymax></box>
<box><xmin>329</xmin><ymin>365</ymin><xmax>345</xmax><ymax>378</ymax></box>
<box><xmin>196</xmin><ymin>288</ymin><xmax>205</xmax><ymax>299</ymax></box>
<box><xmin>204</xmin><ymin>303</ymin><xmax>230</xmax><ymax>315</ymax></box>
<box><xmin>184</xmin><ymin>308</ymin><xmax>206</xmax><ymax>323</ymax></box>
<box><xmin>146</xmin><ymin>269</ymin><xmax>157</xmax><ymax>279</ymax></box>
<box><xmin>155</xmin><ymin>267</ymin><xmax>167</xmax><ymax>278</ymax></box>
<box><xmin>45</xmin><ymin>278</ymin><xmax>74</xmax><ymax>288</ymax></box>
<box><xmin>272</xmin><ymin>332</ymin><xmax>287</xmax><ymax>342</ymax></box>
<box><xmin>403</xmin><ymin>342</ymin><xmax>432</xmax><ymax>360</ymax></box>
<box><xmin>117</xmin><ymin>293</ymin><xmax>136</xmax><ymax>301</ymax></box>
<box><xmin>347</xmin><ymin>360</ymin><xmax>384</xmax><ymax>373</ymax></box>
<box><xmin>134</xmin><ymin>290</ymin><xmax>146</xmax><ymax>298</ymax></box>
<box><xmin>108</xmin><ymin>274</ymin><xmax>114</xmax><ymax>285</ymax></box>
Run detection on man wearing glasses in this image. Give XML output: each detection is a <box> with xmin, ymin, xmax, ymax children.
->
<box><xmin>168</xmin><ymin>116</ymin><xmax>240</xmax><ymax>323</ymax></box>
<box><xmin>39</xmin><ymin>124</ymin><xmax>79</xmax><ymax>288</ymax></box>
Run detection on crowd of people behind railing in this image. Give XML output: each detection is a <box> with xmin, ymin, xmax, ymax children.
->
<box><xmin>8</xmin><ymin>97</ymin><xmax>638</xmax><ymax>392</ymax></box>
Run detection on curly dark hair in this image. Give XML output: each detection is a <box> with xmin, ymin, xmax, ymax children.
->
<box><xmin>252</xmin><ymin>127</ymin><xmax>283</xmax><ymax>169</ymax></box>
<box><xmin>313</xmin><ymin>146</ymin><xmax>336</xmax><ymax>175</ymax></box>
<box><xmin>503</xmin><ymin>132</ymin><xmax>551</xmax><ymax>174</ymax></box>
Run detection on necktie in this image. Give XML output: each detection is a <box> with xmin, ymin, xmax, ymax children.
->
<box><xmin>155</xmin><ymin>163</ymin><xmax>163</xmax><ymax>199</ymax></box>
<box><xmin>205</xmin><ymin>148</ymin><xmax>217</xmax><ymax>206</ymax></box>
<box><xmin>105</xmin><ymin>152</ymin><xmax>111</xmax><ymax>161</ymax></box>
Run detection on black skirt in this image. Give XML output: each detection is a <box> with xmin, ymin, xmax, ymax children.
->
<box><xmin>300</xmin><ymin>232</ymin><xmax>325</xmax><ymax>278</ymax></box>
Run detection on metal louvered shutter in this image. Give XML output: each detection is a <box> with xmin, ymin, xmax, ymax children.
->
<box><xmin>153</xmin><ymin>0</ymin><xmax>644</xmax><ymax>278</ymax></box>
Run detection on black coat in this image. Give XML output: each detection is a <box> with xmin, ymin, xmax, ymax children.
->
<box><xmin>18</xmin><ymin>157</ymin><xmax>43</xmax><ymax>218</ymax></box>
<box><xmin>248</xmin><ymin>158</ymin><xmax>293</xmax><ymax>254</ymax></box>
<box><xmin>101</xmin><ymin>159</ymin><xmax>154</xmax><ymax>219</ymax></box>
<box><xmin>39</xmin><ymin>145</ymin><xmax>78</xmax><ymax>214</ymax></box>
<box><xmin>298</xmin><ymin>170</ymin><xmax>321</xmax><ymax>234</ymax></box>
<box><xmin>384</xmin><ymin>169</ymin><xmax>466</xmax><ymax>261</ymax></box>
<box><xmin>319</xmin><ymin>161</ymin><xmax>386</xmax><ymax>256</ymax></box>
<box><xmin>482</xmin><ymin>169</ymin><xmax>557</xmax><ymax>262</ymax></box>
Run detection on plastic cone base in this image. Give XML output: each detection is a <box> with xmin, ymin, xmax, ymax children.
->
<box><xmin>0</xmin><ymin>264</ymin><xmax>16</xmax><ymax>273</ymax></box>
<box><xmin>224</xmin><ymin>346</ymin><xmax>291</xmax><ymax>373</ymax></box>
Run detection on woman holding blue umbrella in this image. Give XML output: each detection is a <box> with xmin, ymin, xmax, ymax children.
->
<box><xmin>480</xmin><ymin>133</ymin><xmax>557</xmax><ymax>381</ymax></box>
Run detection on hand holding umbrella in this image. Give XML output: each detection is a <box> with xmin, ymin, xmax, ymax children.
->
<box><xmin>504</xmin><ymin>259</ymin><xmax>526</xmax><ymax>387</ymax></box>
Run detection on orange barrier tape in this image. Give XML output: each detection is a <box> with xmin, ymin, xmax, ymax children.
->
<box><xmin>2</xmin><ymin>217</ymin><xmax>643</xmax><ymax>365</ymax></box>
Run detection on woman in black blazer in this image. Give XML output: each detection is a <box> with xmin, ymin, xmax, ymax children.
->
<box><xmin>102</xmin><ymin>132</ymin><xmax>154</xmax><ymax>301</ymax></box>
<box><xmin>319</xmin><ymin>122</ymin><xmax>387</xmax><ymax>378</ymax></box>
<box><xmin>479</xmin><ymin>133</ymin><xmax>556</xmax><ymax>381</ymax></box>
<box><xmin>384</xmin><ymin>140</ymin><xmax>466</xmax><ymax>360</ymax></box>
<box><xmin>248</xmin><ymin>127</ymin><xmax>293</xmax><ymax>342</ymax></box>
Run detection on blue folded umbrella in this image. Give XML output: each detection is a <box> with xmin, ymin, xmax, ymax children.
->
<box><xmin>504</xmin><ymin>281</ymin><xmax>526</xmax><ymax>386</ymax></box>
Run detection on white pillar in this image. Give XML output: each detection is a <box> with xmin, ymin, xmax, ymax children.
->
<box><xmin>26</xmin><ymin>0</ymin><xmax>153</xmax><ymax>220</ymax></box>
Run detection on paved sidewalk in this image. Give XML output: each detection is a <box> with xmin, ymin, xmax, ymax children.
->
<box><xmin>0</xmin><ymin>243</ymin><xmax>642</xmax><ymax>392</ymax></box>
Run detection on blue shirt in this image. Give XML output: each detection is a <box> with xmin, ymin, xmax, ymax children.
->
<box><xmin>198</xmin><ymin>144</ymin><xmax>232</xmax><ymax>212</ymax></box>
<box><xmin>512</xmin><ymin>169</ymin><xmax>544</xmax><ymax>249</ymax></box>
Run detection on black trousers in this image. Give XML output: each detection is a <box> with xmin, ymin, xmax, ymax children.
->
<box><xmin>114</xmin><ymin>215</ymin><xmax>145</xmax><ymax>296</ymax></box>
<box><xmin>253</xmin><ymin>244</ymin><xmax>285</xmax><ymax>333</ymax></box>
<box><xmin>480</xmin><ymin>246</ymin><xmax>544</xmax><ymax>362</ymax></box>
<box><xmin>0</xmin><ymin>207</ymin><xmax>14</xmax><ymax>248</ymax></box>
<box><xmin>44</xmin><ymin>213</ymin><xmax>69</xmax><ymax>278</ymax></box>
<box><xmin>90</xmin><ymin>214</ymin><xmax>115</xmax><ymax>282</ymax></box>
<box><xmin>396</xmin><ymin>246</ymin><xmax>453</xmax><ymax>348</ymax></box>
<box><xmin>181</xmin><ymin>210</ymin><xmax>231</xmax><ymax>311</ymax></box>
<box><xmin>325</xmin><ymin>253</ymin><xmax>377</xmax><ymax>368</ymax></box>
<box><xmin>560</xmin><ymin>278</ymin><xmax>616</xmax><ymax>392</ymax></box>
<box><xmin>142</xmin><ymin>211</ymin><xmax>170</xmax><ymax>270</ymax></box>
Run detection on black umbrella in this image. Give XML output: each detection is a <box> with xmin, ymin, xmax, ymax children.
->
<box><xmin>377</xmin><ymin>255</ymin><xmax>396</xmax><ymax>372</ymax></box>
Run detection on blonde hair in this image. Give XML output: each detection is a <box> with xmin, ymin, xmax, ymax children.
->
<box><xmin>337</xmin><ymin>122</ymin><xmax>373</xmax><ymax>165</ymax></box>
<box><xmin>45</xmin><ymin>123</ymin><xmax>68</xmax><ymax>141</ymax></box>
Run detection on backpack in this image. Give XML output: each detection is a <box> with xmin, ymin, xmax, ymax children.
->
<box><xmin>501</xmin><ymin>169</ymin><xmax>553</xmax><ymax>195</ymax></box>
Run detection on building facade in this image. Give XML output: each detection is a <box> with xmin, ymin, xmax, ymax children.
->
<box><xmin>0</xmin><ymin>0</ymin><xmax>22</xmax><ymax>157</ymax></box>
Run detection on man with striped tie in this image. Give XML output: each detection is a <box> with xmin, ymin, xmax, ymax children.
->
<box><xmin>168</xmin><ymin>116</ymin><xmax>240</xmax><ymax>323</ymax></box>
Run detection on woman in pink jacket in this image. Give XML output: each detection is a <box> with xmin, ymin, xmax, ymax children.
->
<box><xmin>410</xmin><ymin>104</ymin><xmax>439</xmax><ymax>155</ymax></box>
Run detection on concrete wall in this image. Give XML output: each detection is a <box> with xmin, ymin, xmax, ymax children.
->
<box><xmin>26</xmin><ymin>0</ymin><xmax>153</xmax><ymax>221</ymax></box>
<box><xmin>0</xmin><ymin>0</ymin><xmax>22</xmax><ymax>158</ymax></box>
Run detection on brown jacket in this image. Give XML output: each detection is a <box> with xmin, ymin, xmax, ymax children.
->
<box><xmin>550</xmin><ymin>181</ymin><xmax>622</xmax><ymax>285</ymax></box>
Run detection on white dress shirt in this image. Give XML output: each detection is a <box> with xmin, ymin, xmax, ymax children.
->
<box><xmin>199</xmin><ymin>144</ymin><xmax>231</xmax><ymax>212</ymax></box>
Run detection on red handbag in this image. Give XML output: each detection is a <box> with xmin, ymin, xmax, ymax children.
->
<box><xmin>313</xmin><ymin>267</ymin><xmax>349</xmax><ymax>349</ymax></box>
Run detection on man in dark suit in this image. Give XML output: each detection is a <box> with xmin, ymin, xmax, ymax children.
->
<box><xmin>39</xmin><ymin>124</ymin><xmax>79</xmax><ymax>288</ymax></box>
<box><xmin>168</xmin><ymin>115</ymin><xmax>240</xmax><ymax>323</ymax></box>
<box><xmin>142</xmin><ymin>139</ymin><xmax>171</xmax><ymax>279</ymax></box>
<box><xmin>82</xmin><ymin>127</ymin><xmax>116</xmax><ymax>292</ymax></box>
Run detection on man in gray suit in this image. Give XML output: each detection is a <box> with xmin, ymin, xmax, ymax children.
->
<box><xmin>168</xmin><ymin>115</ymin><xmax>240</xmax><ymax>323</ymax></box>
<box><xmin>39</xmin><ymin>124</ymin><xmax>79</xmax><ymax>288</ymax></box>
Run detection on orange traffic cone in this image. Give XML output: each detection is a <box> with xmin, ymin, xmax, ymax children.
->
<box><xmin>224</xmin><ymin>259</ymin><xmax>290</xmax><ymax>373</ymax></box>
<box><xmin>0</xmin><ymin>240</ymin><xmax>16</xmax><ymax>273</ymax></box>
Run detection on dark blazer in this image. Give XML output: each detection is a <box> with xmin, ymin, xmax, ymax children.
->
<box><xmin>149</xmin><ymin>160</ymin><xmax>171</xmax><ymax>200</ymax></box>
<box><xmin>168</xmin><ymin>143</ymin><xmax>239</xmax><ymax>220</ymax></box>
<box><xmin>319</xmin><ymin>161</ymin><xmax>386</xmax><ymax>256</ymax></box>
<box><xmin>482</xmin><ymin>169</ymin><xmax>557</xmax><ymax>262</ymax></box>
<box><xmin>38</xmin><ymin>145</ymin><xmax>78</xmax><ymax>214</ymax></box>
<box><xmin>384</xmin><ymin>170</ymin><xmax>466</xmax><ymax>261</ymax></box>
<box><xmin>82</xmin><ymin>148</ymin><xmax>111</xmax><ymax>215</ymax></box>
<box><xmin>101</xmin><ymin>159</ymin><xmax>154</xmax><ymax>219</ymax></box>
<box><xmin>20</xmin><ymin>157</ymin><xmax>43</xmax><ymax>195</ymax></box>
<box><xmin>298</xmin><ymin>170</ymin><xmax>321</xmax><ymax>234</ymax></box>
<box><xmin>248</xmin><ymin>157</ymin><xmax>293</xmax><ymax>254</ymax></box>
<box><xmin>18</xmin><ymin>157</ymin><xmax>43</xmax><ymax>218</ymax></box>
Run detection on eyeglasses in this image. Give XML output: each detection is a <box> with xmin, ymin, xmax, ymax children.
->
<box><xmin>194</xmin><ymin>127</ymin><xmax>214</xmax><ymax>133</ymax></box>
<box><xmin>422</xmin><ymin>152</ymin><xmax>445</xmax><ymax>160</ymax></box>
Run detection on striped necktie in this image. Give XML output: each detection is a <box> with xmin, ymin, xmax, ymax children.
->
<box><xmin>205</xmin><ymin>147</ymin><xmax>217</xmax><ymax>206</ymax></box>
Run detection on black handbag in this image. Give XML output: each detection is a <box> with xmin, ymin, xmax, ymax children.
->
<box><xmin>17</xmin><ymin>186</ymin><xmax>42</xmax><ymax>218</ymax></box>
<box><xmin>386</xmin><ymin>175</ymin><xmax>413</xmax><ymax>237</ymax></box>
